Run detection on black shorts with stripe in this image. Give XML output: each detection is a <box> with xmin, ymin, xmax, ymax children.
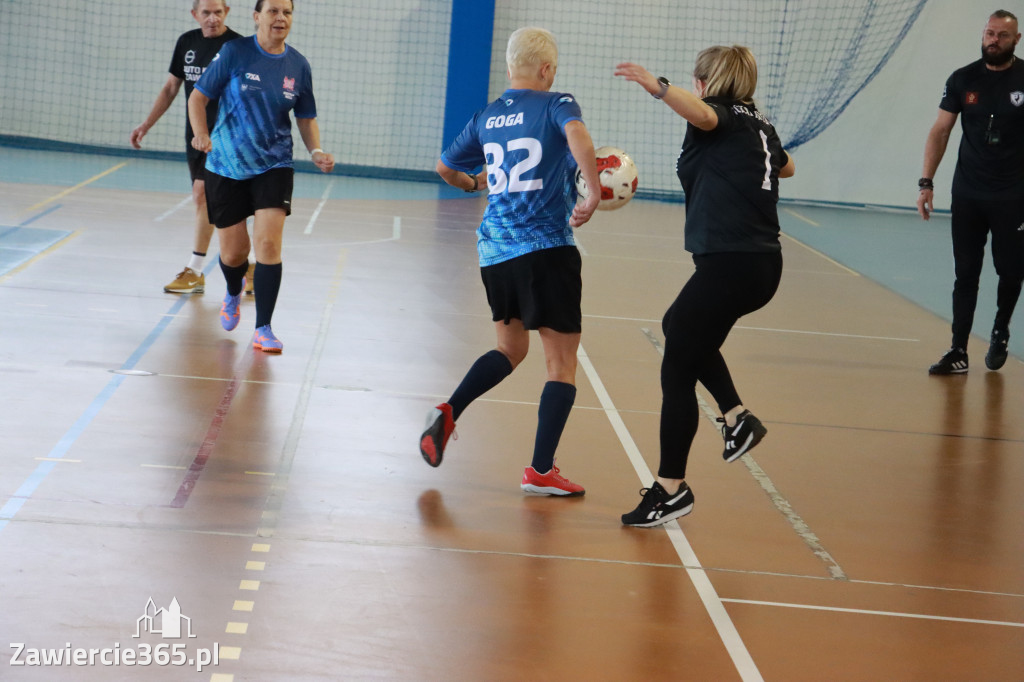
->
<box><xmin>480</xmin><ymin>245</ymin><xmax>582</xmax><ymax>333</ymax></box>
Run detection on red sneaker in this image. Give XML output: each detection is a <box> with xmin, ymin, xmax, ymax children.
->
<box><xmin>521</xmin><ymin>464</ymin><xmax>585</xmax><ymax>496</ymax></box>
<box><xmin>419</xmin><ymin>403</ymin><xmax>455</xmax><ymax>467</ymax></box>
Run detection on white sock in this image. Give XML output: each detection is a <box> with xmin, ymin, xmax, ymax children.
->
<box><xmin>187</xmin><ymin>252</ymin><xmax>205</xmax><ymax>272</ymax></box>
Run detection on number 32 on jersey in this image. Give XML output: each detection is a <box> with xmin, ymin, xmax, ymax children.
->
<box><xmin>484</xmin><ymin>137</ymin><xmax>542</xmax><ymax>194</ymax></box>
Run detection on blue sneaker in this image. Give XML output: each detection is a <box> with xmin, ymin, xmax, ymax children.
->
<box><xmin>220</xmin><ymin>290</ymin><xmax>242</xmax><ymax>331</ymax></box>
<box><xmin>253</xmin><ymin>325</ymin><xmax>283</xmax><ymax>353</ymax></box>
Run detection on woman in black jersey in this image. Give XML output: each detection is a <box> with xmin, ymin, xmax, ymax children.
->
<box><xmin>615</xmin><ymin>46</ymin><xmax>795</xmax><ymax>528</ymax></box>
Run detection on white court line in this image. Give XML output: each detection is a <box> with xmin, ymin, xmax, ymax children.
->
<box><xmin>303</xmin><ymin>179</ymin><xmax>336</xmax><ymax>234</ymax></box>
<box><xmin>154</xmin><ymin>196</ymin><xmax>191</xmax><ymax>222</ymax></box>
<box><xmin>734</xmin><ymin>325</ymin><xmax>918</xmax><ymax>343</ymax></box>
<box><xmin>584</xmin><ymin>314</ymin><xmax>917</xmax><ymax>343</ymax></box>
<box><xmin>780</xmin><ymin>232</ymin><xmax>860</xmax><ymax>277</ymax></box>
<box><xmin>720</xmin><ymin>599</ymin><xmax>1024</xmax><ymax>628</ymax></box>
<box><xmin>640</xmin><ymin>327</ymin><xmax>848</xmax><ymax>581</ymax></box>
<box><xmin>782</xmin><ymin>206</ymin><xmax>821</xmax><ymax>227</ymax></box>
<box><xmin>577</xmin><ymin>343</ymin><xmax>763</xmax><ymax>682</ymax></box>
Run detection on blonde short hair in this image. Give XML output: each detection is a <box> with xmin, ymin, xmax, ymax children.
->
<box><xmin>693</xmin><ymin>45</ymin><xmax>758</xmax><ymax>102</ymax></box>
<box><xmin>506</xmin><ymin>27</ymin><xmax>558</xmax><ymax>75</ymax></box>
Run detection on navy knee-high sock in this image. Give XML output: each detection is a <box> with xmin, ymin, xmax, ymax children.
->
<box><xmin>254</xmin><ymin>262</ymin><xmax>282</xmax><ymax>328</ymax></box>
<box><xmin>531</xmin><ymin>381</ymin><xmax>577</xmax><ymax>473</ymax></box>
<box><xmin>448</xmin><ymin>350</ymin><xmax>514</xmax><ymax>420</ymax></box>
<box><xmin>220</xmin><ymin>258</ymin><xmax>248</xmax><ymax>297</ymax></box>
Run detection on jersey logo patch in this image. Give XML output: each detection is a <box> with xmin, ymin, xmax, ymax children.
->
<box><xmin>185</xmin><ymin>50</ymin><xmax>196</xmax><ymax>65</ymax></box>
<box><xmin>283</xmin><ymin>77</ymin><xmax>295</xmax><ymax>91</ymax></box>
<box><xmin>1011</xmin><ymin>91</ymin><xmax>1024</xmax><ymax>107</ymax></box>
<box><xmin>965</xmin><ymin>91</ymin><xmax>979</xmax><ymax>105</ymax></box>
<box><xmin>559</xmin><ymin>96</ymin><xmax>574</xmax><ymax>103</ymax></box>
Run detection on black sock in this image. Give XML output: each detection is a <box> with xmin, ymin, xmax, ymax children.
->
<box><xmin>531</xmin><ymin>381</ymin><xmax>577</xmax><ymax>473</ymax></box>
<box><xmin>220</xmin><ymin>258</ymin><xmax>248</xmax><ymax>297</ymax></box>
<box><xmin>448</xmin><ymin>350</ymin><xmax>514</xmax><ymax>420</ymax></box>
<box><xmin>254</xmin><ymin>262</ymin><xmax>282</xmax><ymax>328</ymax></box>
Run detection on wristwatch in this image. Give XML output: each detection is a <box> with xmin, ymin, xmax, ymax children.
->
<box><xmin>652</xmin><ymin>76</ymin><xmax>671</xmax><ymax>100</ymax></box>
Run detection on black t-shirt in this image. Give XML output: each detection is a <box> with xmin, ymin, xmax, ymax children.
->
<box><xmin>169</xmin><ymin>27</ymin><xmax>242</xmax><ymax>144</ymax></box>
<box><xmin>676</xmin><ymin>97</ymin><xmax>786</xmax><ymax>255</ymax></box>
<box><xmin>940</xmin><ymin>57</ymin><xmax>1024</xmax><ymax>198</ymax></box>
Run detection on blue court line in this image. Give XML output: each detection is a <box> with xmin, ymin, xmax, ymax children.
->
<box><xmin>0</xmin><ymin>292</ymin><xmax>194</xmax><ymax>534</ymax></box>
<box><xmin>19</xmin><ymin>204</ymin><xmax>63</xmax><ymax>227</ymax></box>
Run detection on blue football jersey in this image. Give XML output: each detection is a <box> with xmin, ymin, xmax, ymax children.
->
<box><xmin>441</xmin><ymin>89</ymin><xmax>583</xmax><ymax>266</ymax></box>
<box><xmin>195</xmin><ymin>36</ymin><xmax>316</xmax><ymax>180</ymax></box>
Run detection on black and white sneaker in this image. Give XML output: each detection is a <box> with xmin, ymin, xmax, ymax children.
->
<box><xmin>985</xmin><ymin>329</ymin><xmax>1009</xmax><ymax>371</ymax></box>
<box><xmin>928</xmin><ymin>347</ymin><xmax>968</xmax><ymax>375</ymax></box>
<box><xmin>621</xmin><ymin>481</ymin><xmax>694</xmax><ymax>527</ymax></box>
<box><xmin>719</xmin><ymin>410</ymin><xmax>767</xmax><ymax>462</ymax></box>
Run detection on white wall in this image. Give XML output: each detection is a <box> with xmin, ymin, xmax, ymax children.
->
<box><xmin>0</xmin><ymin>0</ymin><xmax>1009</xmax><ymax>207</ymax></box>
<box><xmin>781</xmin><ymin>0</ymin><xmax>1004</xmax><ymax>210</ymax></box>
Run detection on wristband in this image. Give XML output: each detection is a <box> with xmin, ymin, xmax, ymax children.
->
<box><xmin>918</xmin><ymin>177</ymin><xmax>934</xmax><ymax>191</ymax></box>
<box><xmin>311</xmin><ymin>148</ymin><xmax>324</xmax><ymax>156</ymax></box>
<box><xmin>464</xmin><ymin>172</ymin><xmax>479</xmax><ymax>193</ymax></box>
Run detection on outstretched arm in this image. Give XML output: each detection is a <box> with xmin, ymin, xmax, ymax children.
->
<box><xmin>614</xmin><ymin>62</ymin><xmax>717</xmax><ymax>131</ymax></box>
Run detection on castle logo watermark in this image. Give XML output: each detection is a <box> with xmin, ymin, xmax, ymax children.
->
<box><xmin>9</xmin><ymin>597</ymin><xmax>219</xmax><ymax>672</ymax></box>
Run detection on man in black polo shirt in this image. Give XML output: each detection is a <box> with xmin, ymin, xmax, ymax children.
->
<box><xmin>917</xmin><ymin>9</ymin><xmax>1024</xmax><ymax>374</ymax></box>
<box><xmin>130</xmin><ymin>0</ymin><xmax>241</xmax><ymax>295</ymax></box>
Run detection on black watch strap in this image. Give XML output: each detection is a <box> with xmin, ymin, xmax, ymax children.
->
<box><xmin>653</xmin><ymin>76</ymin><xmax>671</xmax><ymax>100</ymax></box>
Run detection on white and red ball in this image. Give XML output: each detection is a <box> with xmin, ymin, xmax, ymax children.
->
<box><xmin>575</xmin><ymin>146</ymin><xmax>639</xmax><ymax>210</ymax></box>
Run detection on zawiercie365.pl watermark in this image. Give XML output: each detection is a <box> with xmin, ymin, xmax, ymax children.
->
<box><xmin>10</xmin><ymin>597</ymin><xmax>220</xmax><ymax>673</ymax></box>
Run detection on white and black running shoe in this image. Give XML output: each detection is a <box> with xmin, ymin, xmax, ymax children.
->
<box><xmin>928</xmin><ymin>347</ymin><xmax>969</xmax><ymax>375</ymax></box>
<box><xmin>621</xmin><ymin>481</ymin><xmax>694</xmax><ymax>527</ymax></box>
<box><xmin>719</xmin><ymin>410</ymin><xmax>767</xmax><ymax>462</ymax></box>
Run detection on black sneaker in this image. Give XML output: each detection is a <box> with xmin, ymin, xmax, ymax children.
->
<box><xmin>985</xmin><ymin>329</ymin><xmax>1009</xmax><ymax>371</ymax></box>
<box><xmin>928</xmin><ymin>347</ymin><xmax>968</xmax><ymax>375</ymax></box>
<box><xmin>718</xmin><ymin>410</ymin><xmax>767</xmax><ymax>463</ymax></box>
<box><xmin>621</xmin><ymin>481</ymin><xmax>694</xmax><ymax>527</ymax></box>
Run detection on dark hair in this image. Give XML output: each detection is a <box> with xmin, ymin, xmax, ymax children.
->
<box><xmin>254</xmin><ymin>0</ymin><xmax>293</xmax><ymax>10</ymax></box>
<box><xmin>992</xmin><ymin>9</ymin><xmax>1018</xmax><ymax>23</ymax></box>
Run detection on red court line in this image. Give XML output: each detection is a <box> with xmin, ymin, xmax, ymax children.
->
<box><xmin>170</xmin><ymin>364</ymin><xmax>247</xmax><ymax>508</ymax></box>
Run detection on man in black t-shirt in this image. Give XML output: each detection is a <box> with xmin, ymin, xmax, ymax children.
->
<box><xmin>130</xmin><ymin>0</ymin><xmax>241</xmax><ymax>295</ymax></box>
<box><xmin>918</xmin><ymin>10</ymin><xmax>1024</xmax><ymax>374</ymax></box>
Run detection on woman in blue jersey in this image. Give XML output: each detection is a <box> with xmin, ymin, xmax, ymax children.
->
<box><xmin>615</xmin><ymin>47</ymin><xmax>795</xmax><ymax>527</ymax></box>
<box><xmin>419</xmin><ymin>27</ymin><xmax>601</xmax><ymax>496</ymax></box>
<box><xmin>188</xmin><ymin>0</ymin><xmax>334</xmax><ymax>354</ymax></box>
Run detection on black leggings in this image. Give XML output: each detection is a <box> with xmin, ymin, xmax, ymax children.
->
<box><xmin>658</xmin><ymin>251</ymin><xmax>783</xmax><ymax>479</ymax></box>
<box><xmin>950</xmin><ymin>193</ymin><xmax>1024</xmax><ymax>348</ymax></box>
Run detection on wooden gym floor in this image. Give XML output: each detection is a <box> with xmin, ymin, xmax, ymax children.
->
<box><xmin>0</xmin><ymin>148</ymin><xmax>1021</xmax><ymax>681</ymax></box>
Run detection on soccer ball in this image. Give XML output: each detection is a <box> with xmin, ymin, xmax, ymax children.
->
<box><xmin>575</xmin><ymin>146</ymin><xmax>639</xmax><ymax>210</ymax></box>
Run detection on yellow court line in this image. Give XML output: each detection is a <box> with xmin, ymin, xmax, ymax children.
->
<box><xmin>782</xmin><ymin>206</ymin><xmax>821</xmax><ymax>227</ymax></box>
<box><xmin>21</xmin><ymin>161</ymin><xmax>129</xmax><ymax>215</ymax></box>
<box><xmin>0</xmin><ymin>231</ymin><xmax>79</xmax><ymax>284</ymax></box>
<box><xmin>780</xmin><ymin>231</ymin><xmax>860</xmax><ymax>277</ymax></box>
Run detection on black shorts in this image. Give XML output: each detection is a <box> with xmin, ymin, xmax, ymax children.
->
<box><xmin>186</xmin><ymin>147</ymin><xmax>207</xmax><ymax>184</ymax></box>
<box><xmin>481</xmin><ymin>245</ymin><xmax>582</xmax><ymax>333</ymax></box>
<box><xmin>204</xmin><ymin>167</ymin><xmax>294</xmax><ymax>228</ymax></box>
